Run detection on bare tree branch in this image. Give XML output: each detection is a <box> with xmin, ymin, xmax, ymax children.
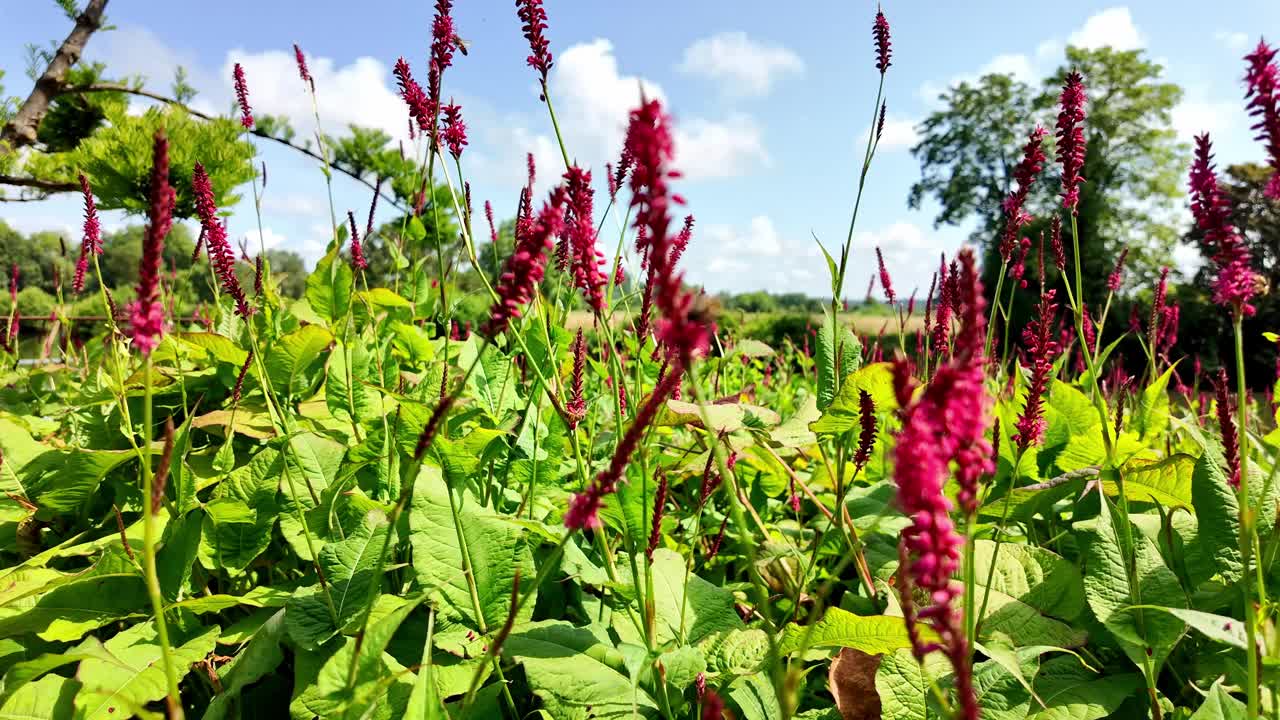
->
<box><xmin>0</xmin><ymin>175</ymin><xmax>77</xmax><ymax>193</ymax></box>
<box><xmin>66</xmin><ymin>83</ymin><xmax>406</xmax><ymax>212</ymax></box>
<box><xmin>0</xmin><ymin>0</ymin><xmax>109</xmax><ymax>152</ymax></box>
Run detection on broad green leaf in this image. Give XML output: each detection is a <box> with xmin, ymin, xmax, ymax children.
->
<box><xmin>732</xmin><ymin>339</ymin><xmax>776</xmax><ymax>358</ymax></box>
<box><xmin>326</xmin><ymin>340</ymin><xmax>374</xmax><ymax>428</ymax></box>
<box><xmin>1081</xmin><ymin>494</ymin><xmax>1186</xmax><ymax>674</ymax></box>
<box><xmin>811</xmin><ymin>362</ymin><xmax>896</xmax><ymax>434</ymax></box>
<box><xmin>74</xmin><ymin>624</ymin><xmax>219</xmax><ymax>720</ymax></box>
<box><xmin>21</xmin><ymin>448</ymin><xmax>133</xmax><ymax>516</ymax></box>
<box><xmin>286</xmin><ymin>514</ymin><xmax>389</xmax><ymax>649</ymax></box>
<box><xmin>615</xmin><ymin>548</ymin><xmax>743</xmax><ymax>647</ymax></box>
<box><xmin>1191</xmin><ymin>446</ymin><xmax>1244</xmax><ymax>584</ymax></box>
<box><xmin>316</xmin><ymin>595</ymin><xmax>427</xmax><ymax>719</ymax></box>
<box><xmin>504</xmin><ymin>621</ymin><xmax>657</xmax><ymax>720</ymax></box>
<box><xmin>466</xmin><ymin>341</ymin><xmax>519</xmax><ymax>423</ymax></box>
<box><xmin>730</xmin><ymin>671</ymin><xmax>783</xmax><ymax>720</ymax></box>
<box><xmin>1104</xmin><ymin>454</ymin><xmax>1194</xmax><ymax>509</ymax></box>
<box><xmin>0</xmin><ymin>417</ymin><xmax>49</xmax><ymax>505</ymax></box>
<box><xmin>203</xmin><ymin>609</ymin><xmax>288</xmax><ymax>720</ymax></box>
<box><xmin>778</xmin><ymin>608</ymin><xmax>919</xmax><ymax>656</ymax></box>
<box><xmin>307</xmin><ymin>248</ymin><xmax>354</xmax><ymax>323</ymax></box>
<box><xmin>875</xmin><ymin>649</ymin><xmax>927</xmax><ymax>720</ymax></box>
<box><xmin>0</xmin><ymin>639</ymin><xmax>121</xmax><ymax>709</ymax></box>
<box><xmin>658</xmin><ymin>399</ymin><xmax>780</xmax><ymax>433</ymax></box>
<box><xmin>408</xmin><ymin>465</ymin><xmax>533</xmax><ymax>647</ymax></box>
<box><xmin>0</xmin><ymin>572</ymin><xmax>148</xmax><ymax>642</ymax></box>
<box><xmin>358</xmin><ymin>287</ymin><xmax>413</xmax><ymax>308</ymax></box>
<box><xmin>277</xmin><ymin>431</ymin><xmax>348</xmax><ymax>561</ymax></box>
<box><xmin>969</xmin><ymin>540</ymin><xmax>1085</xmax><ymax>622</ymax></box>
<box><xmin>266</xmin><ymin>324</ymin><xmax>334</xmax><ymax>398</ymax></box>
<box><xmin>769</xmin><ymin>395</ymin><xmax>821</xmax><ymax>448</ymax></box>
<box><xmin>816</xmin><ymin>307</ymin><xmax>862</xmax><ymax>411</ymax></box>
<box><xmin>1133</xmin><ymin>365</ymin><xmax>1175</xmax><ymax>439</ymax></box>
<box><xmin>1029</xmin><ymin>655</ymin><xmax>1139</xmax><ymax>720</ymax></box>
<box><xmin>1189</xmin><ymin>681</ymin><xmax>1248</xmax><ymax>720</ymax></box>
<box><xmin>177</xmin><ymin>331</ymin><xmax>249</xmax><ymax>366</ymax></box>
<box><xmin>0</xmin><ymin>674</ymin><xmax>79</xmax><ymax>719</ymax></box>
<box><xmin>1124</xmin><ymin>605</ymin><xmax>1247</xmax><ymax>650</ymax></box>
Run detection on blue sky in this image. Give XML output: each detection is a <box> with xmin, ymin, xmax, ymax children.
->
<box><xmin>3</xmin><ymin>0</ymin><xmax>1278</xmax><ymax>297</ymax></box>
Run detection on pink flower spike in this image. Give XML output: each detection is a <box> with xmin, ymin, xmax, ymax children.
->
<box><xmin>127</xmin><ymin>130</ymin><xmax>175</xmax><ymax>355</ymax></box>
<box><xmin>74</xmin><ymin>173</ymin><xmax>101</xmax><ymax>293</ymax></box>
<box><xmin>233</xmin><ymin>63</ymin><xmax>253</xmax><ymax>129</ymax></box>
<box><xmin>347</xmin><ymin>211</ymin><xmax>368</xmax><ymax>271</ymax></box>
<box><xmin>1190</xmin><ymin>133</ymin><xmax>1256</xmax><ymax>316</ymax></box>
<box><xmin>1055</xmin><ymin>72</ymin><xmax>1087</xmax><ymax>214</ymax></box>
<box><xmin>293</xmin><ymin>43</ymin><xmax>313</xmax><ymax>91</ymax></box>
<box><xmin>876</xmin><ymin>247</ymin><xmax>896</xmax><ymax>305</ymax></box>
<box><xmin>516</xmin><ymin>0</ymin><xmax>554</xmax><ymax>85</ymax></box>
<box><xmin>1244</xmin><ymin>40</ymin><xmax>1280</xmax><ymax>198</ymax></box>
<box><xmin>485</xmin><ymin>186</ymin><xmax>567</xmax><ymax>336</ymax></box>
<box><xmin>440</xmin><ymin>102</ymin><xmax>467</xmax><ymax>159</ymax></box>
<box><xmin>873</xmin><ymin>9</ymin><xmax>892</xmax><ymax>74</ymax></box>
<box><xmin>192</xmin><ymin>163</ymin><xmax>253</xmax><ymax>319</ymax></box>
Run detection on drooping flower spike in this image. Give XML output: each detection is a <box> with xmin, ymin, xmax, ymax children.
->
<box><xmin>347</xmin><ymin>211</ymin><xmax>368</xmax><ymax>271</ymax></box>
<box><xmin>485</xmin><ymin>186</ymin><xmax>567</xmax><ymax>336</ymax></box>
<box><xmin>516</xmin><ymin>0</ymin><xmax>554</xmax><ymax>85</ymax></box>
<box><xmin>192</xmin><ymin>163</ymin><xmax>253</xmax><ymax>319</ymax></box>
<box><xmin>394</xmin><ymin>58</ymin><xmax>434</xmax><ymax>133</ymax></box>
<box><xmin>563</xmin><ymin>166</ymin><xmax>608</xmax><ymax>314</ymax></box>
<box><xmin>1000</xmin><ymin>126</ymin><xmax>1048</xmax><ymax>263</ymax></box>
<box><xmin>1014</xmin><ymin>289</ymin><xmax>1060</xmax><ymax>451</ymax></box>
<box><xmin>876</xmin><ymin>247</ymin><xmax>895</xmax><ymax>305</ymax></box>
<box><xmin>293</xmin><ymin>43</ymin><xmax>313</xmax><ymax>91</ymax></box>
<box><xmin>1214</xmin><ymin>368</ymin><xmax>1242</xmax><ymax>490</ymax></box>
<box><xmin>440</xmin><ymin>102</ymin><xmax>467</xmax><ymax>159</ymax></box>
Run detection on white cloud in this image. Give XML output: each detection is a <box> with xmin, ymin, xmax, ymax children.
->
<box><xmin>708</xmin><ymin>256</ymin><xmax>749</xmax><ymax>273</ymax></box>
<box><xmin>1067</xmin><ymin>7</ymin><xmax>1145</xmax><ymax>51</ymax></box>
<box><xmin>677</xmin><ymin>31</ymin><xmax>804</xmax><ymax>97</ymax></box>
<box><xmin>241</xmin><ymin>227</ymin><xmax>287</xmax><ymax>252</ymax></box>
<box><xmin>848</xmin><ymin>221</ymin><xmax>954</xmax><ymax>298</ymax></box>
<box><xmin>1171</xmin><ymin>99</ymin><xmax>1240</xmax><ymax>142</ymax></box>
<box><xmin>705</xmin><ymin>215</ymin><xmax>785</xmax><ymax>258</ymax></box>
<box><xmin>861</xmin><ymin>115</ymin><xmax>919</xmax><ymax>152</ymax></box>
<box><xmin>472</xmin><ymin>39</ymin><xmax>767</xmax><ymax>191</ymax></box>
<box><xmin>1213</xmin><ymin>30</ymin><xmax>1250</xmax><ymax>53</ymax></box>
<box><xmin>263</xmin><ymin>192</ymin><xmax>323</xmax><ymax>217</ymax></box>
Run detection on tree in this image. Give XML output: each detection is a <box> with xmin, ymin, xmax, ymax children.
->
<box><xmin>911</xmin><ymin>47</ymin><xmax>1186</xmax><ymax>305</ymax></box>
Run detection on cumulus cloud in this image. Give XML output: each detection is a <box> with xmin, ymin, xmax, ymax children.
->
<box><xmin>1213</xmin><ymin>30</ymin><xmax>1250</xmax><ymax>53</ymax></box>
<box><xmin>1067</xmin><ymin>7</ymin><xmax>1145</xmax><ymax>51</ymax></box>
<box><xmin>704</xmin><ymin>215</ymin><xmax>785</xmax><ymax>258</ymax></box>
<box><xmin>677</xmin><ymin>31</ymin><xmax>804</xmax><ymax>97</ymax></box>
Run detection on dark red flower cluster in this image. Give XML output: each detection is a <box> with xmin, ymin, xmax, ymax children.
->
<box><xmin>516</xmin><ymin>0</ymin><xmax>554</xmax><ymax>85</ymax></box>
<box><xmin>1055</xmin><ymin>72</ymin><xmax>1087</xmax><ymax>214</ymax></box>
<box><xmin>440</xmin><ymin>102</ymin><xmax>467</xmax><ymax>159</ymax></box>
<box><xmin>565</xmin><ymin>329</ymin><xmax>587</xmax><ymax>428</ymax></box>
<box><xmin>1189</xmin><ymin>133</ymin><xmax>1256</xmax><ymax>316</ymax></box>
<box><xmin>669</xmin><ymin>215</ymin><xmax>695</xmax><ymax>270</ymax></box>
<box><xmin>562</xmin><ymin>166</ymin><xmax>608</xmax><ymax>314</ymax></box>
<box><xmin>891</xmin><ymin>248</ymin><xmax>988</xmax><ymax>720</ymax></box>
<box><xmin>854</xmin><ymin>389</ymin><xmax>877</xmax><ymax>469</ymax></box>
<box><xmin>931</xmin><ymin>256</ymin><xmax>957</xmax><ymax>356</ymax></box>
<box><xmin>233</xmin><ymin>63</ymin><xmax>253</xmax><ymax>129</ymax></box>
<box><xmin>426</xmin><ymin>0</ymin><xmax>458</xmax><ymax>127</ymax></box>
<box><xmin>873</xmin><ymin>10</ymin><xmax>892</xmax><ymax>74</ymax></box>
<box><xmin>565</xmin><ymin>360</ymin><xmax>683</xmax><ymax>530</ymax></box>
<box><xmin>293</xmin><ymin>43</ymin><xmax>313</xmax><ymax>91</ymax></box>
<box><xmin>1107</xmin><ymin>247</ymin><xmax>1129</xmax><ymax>292</ymax></box>
<box><xmin>485</xmin><ymin>187</ymin><xmax>567</xmax><ymax>336</ymax></box>
<box><xmin>127</xmin><ymin>130</ymin><xmax>175</xmax><ymax>355</ymax></box>
<box><xmin>74</xmin><ymin>173</ymin><xmax>101</xmax><ymax>293</ymax></box>
<box><xmin>192</xmin><ymin>163</ymin><xmax>253</xmax><ymax>319</ymax></box>
<box><xmin>1050</xmin><ymin>216</ymin><xmax>1066</xmax><ymax>272</ymax></box>
<box><xmin>1014</xmin><ymin>290</ymin><xmax>1060</xmax><ymax>450</ymax></box>
<box><xmin>1000</xmin><ymin>126</ymin><xmax>1048</xmax><ymax>262</ymax></box>
<box><xmin>624</xmin><ymin>98</ymin><xmax>710</xmax><ymax>361</ymax></box>
<box><xmin>876</xmin><ymin>247</ymin><xmax>896</xmax><ymax>304</ymax></box>
<box><xmin>645</xmin><ymin>472</ymin><xmax>669</xmax><ymax>560</ymax></box>
<box><xmin>347</xmin><ymin>211</ymin><xmax>368</xmax><ymax>271</ymax></box>
<box><xmin>394</xmin><ymin>58</ymin><xmax>434</xmax><ymax>134</ymax></box>
<box><xmin>1244</xmin><ymin>41</ymin><xmax>1280</xmax><ymax>198</ymax></box>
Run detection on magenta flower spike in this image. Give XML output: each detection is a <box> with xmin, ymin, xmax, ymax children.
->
<box><xmin>1055</xmin><ymin>72</ymin><xmax>1087</xmax><ymax>214</ymax></box>
<box><xmin>127</xmin><ymin>130</ymin><xmax>175</xmax><ymax>355</ymax></box>
<box><xmin>233</xmin><ymin>63</ymin><xmax>253</xmax><ymax>129</ymax></box>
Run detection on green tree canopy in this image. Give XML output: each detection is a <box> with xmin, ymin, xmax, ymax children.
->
<box><xmin>911</xmin><ymin>46</ymin><xmax>1186</xmax><ymax>305</ymax></box>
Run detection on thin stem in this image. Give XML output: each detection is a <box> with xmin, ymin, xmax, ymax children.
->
<box><xmin>142</xmin><ymin>354</ymin><xmax>183</xmax><ymax>719</ymax></box>
<box><xmin>1234</xmin><ymin>313</ymin><xmax>1260</xmax><ymax>719</ymax></box>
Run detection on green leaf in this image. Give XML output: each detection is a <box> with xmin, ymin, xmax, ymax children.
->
<box><xmin>327</xmin><ymin>340</ymin><xmax>374</xmax><ymax>427</ymax></box>
<box><xmin>317</xmin><ymin>595</ymin><xmax>428</xmax><ymax>719</ymax></box>
<box><xmin>358</xmin><ymin>287</ymin><xmax>413</xmax><ymax>308</ymax></box>
<box><xmin>811</xmin><ymin>362</ymin><xmax>896</xmax><ymax>434</ymax></box>
<box><xmin>615</xmin><ymin>548</ymin><xmax>743</xmax><ymax>647</ymax></box>
<box><xmin>0</xmin><ymin>674</ymin><xmax>79</xmax><ymax>719</ymax></box>
<box><xmin>1189</xmin><ymin>681</ymin><xmax>1248</xmax><ymax>720</ymax></box>
<box><xmin>307</xmin><ymin>248</ymin><xmax>354</xmax><ymax>323</ymax></box>
<box><xmin>730</xmin><ymin>671</ymin><xmax>783</xmax><ymax>720</ymax></box>
<box><xmin>1081</xmin><ymin>493</ymin><xmax>1186</xmax><ymax>674</ymax></box>
<box><xmin>1123</xmin><ymin>605</ymin><xmax>1247</xmax><ymax>650</ymax></box>
<box><xmin>0</xmin><ymin>639</ymin><xmax>121</xmax><ymax>709</ymax></box>
<box><xmin>0</xmin><ymin>572</ymin><xmax>148</xmax><ymax>642</ymax></box>
<box><xmin>266</xmin><ymin>324</ymin><xmax>334</xmax><ymax>398</ymax></box>
<box><xmin>1104</xmin><ymin>454</ymin><xmax>1194</xmax><ymax>509</ymax></box>
<box><xmin>778</xmin><ymin>608</ymin><xmax>919</xmax><ymax>656</ymax></box>
<box><xmin>504</xmin><ymin>621</ymin><xmax>658</xmax><ymax>720</ymax></box>
<box><xmin>658</xmin><ymin>399</ymin><xmax>780</xmax><ymax>434</ymax></box>
<box><xmin>1029</xmin><ymin>656</ymin><xmax>1140</xmax><ymax>720</ymax></box>
<box><xmin>286</xmin><ymin>514</ymin><xmax>389</xmax><ymax>649</ymax></box>
<box><xmin>203</xmin><ymin>609</ymin><xmax>288</xmax><ymax>720</ymax></box>
<box><xmin>466</xmin><ymin>341</ymin><xmax>520</xmax><ymax>423</ymax></box>
<box><xmin>21</xmin><ymin>448</ymin><xmax>133</xmax><ymax>516</ymax></box>
<box><xmin>73</xmin><ymin>624</ymin><xmax>220</xmax><ymax>720</ymax></box>
<box><xmin>875</xmin><ymin>649</ymin><xmax>927</xmax><ymax>720</ymax></box>
<box><xmin>968</xmin><ymin>540</ymin><xmax>1085</xmax><ymax>622</ymax></box>
<box><xmin>1191</xmin><ymin>446</ymin><xmax>1244</xmax><ymax>584</ymax></box>
<box><xmin>815</xmin><ymin>307</ymin><xmax>862</xmax><ymax>411</ymax></box>
<box><xmin>1133</xmin><ymin>365</ymin><xmax>1175</xmax><ymax>439</ymax></box>
<box><xmin>408</xmin><ymin>465</ymin><xmax>533</xmax><ymax>647</ymax></box>
<box><xmin>177</xmin><ymin>331</ymin><xmax>249</xmax><ymax>366</ymax></box>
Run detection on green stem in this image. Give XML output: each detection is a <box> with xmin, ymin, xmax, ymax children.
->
<box><xmin>142</xmin><ymin>354</ymin><xmax>183</xmax><ymax>719</ymax></box>
<box><xmin>1234</xmin><ymin>314</ymin><xmax>1261</xmax><ymax>719</ymax></box>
